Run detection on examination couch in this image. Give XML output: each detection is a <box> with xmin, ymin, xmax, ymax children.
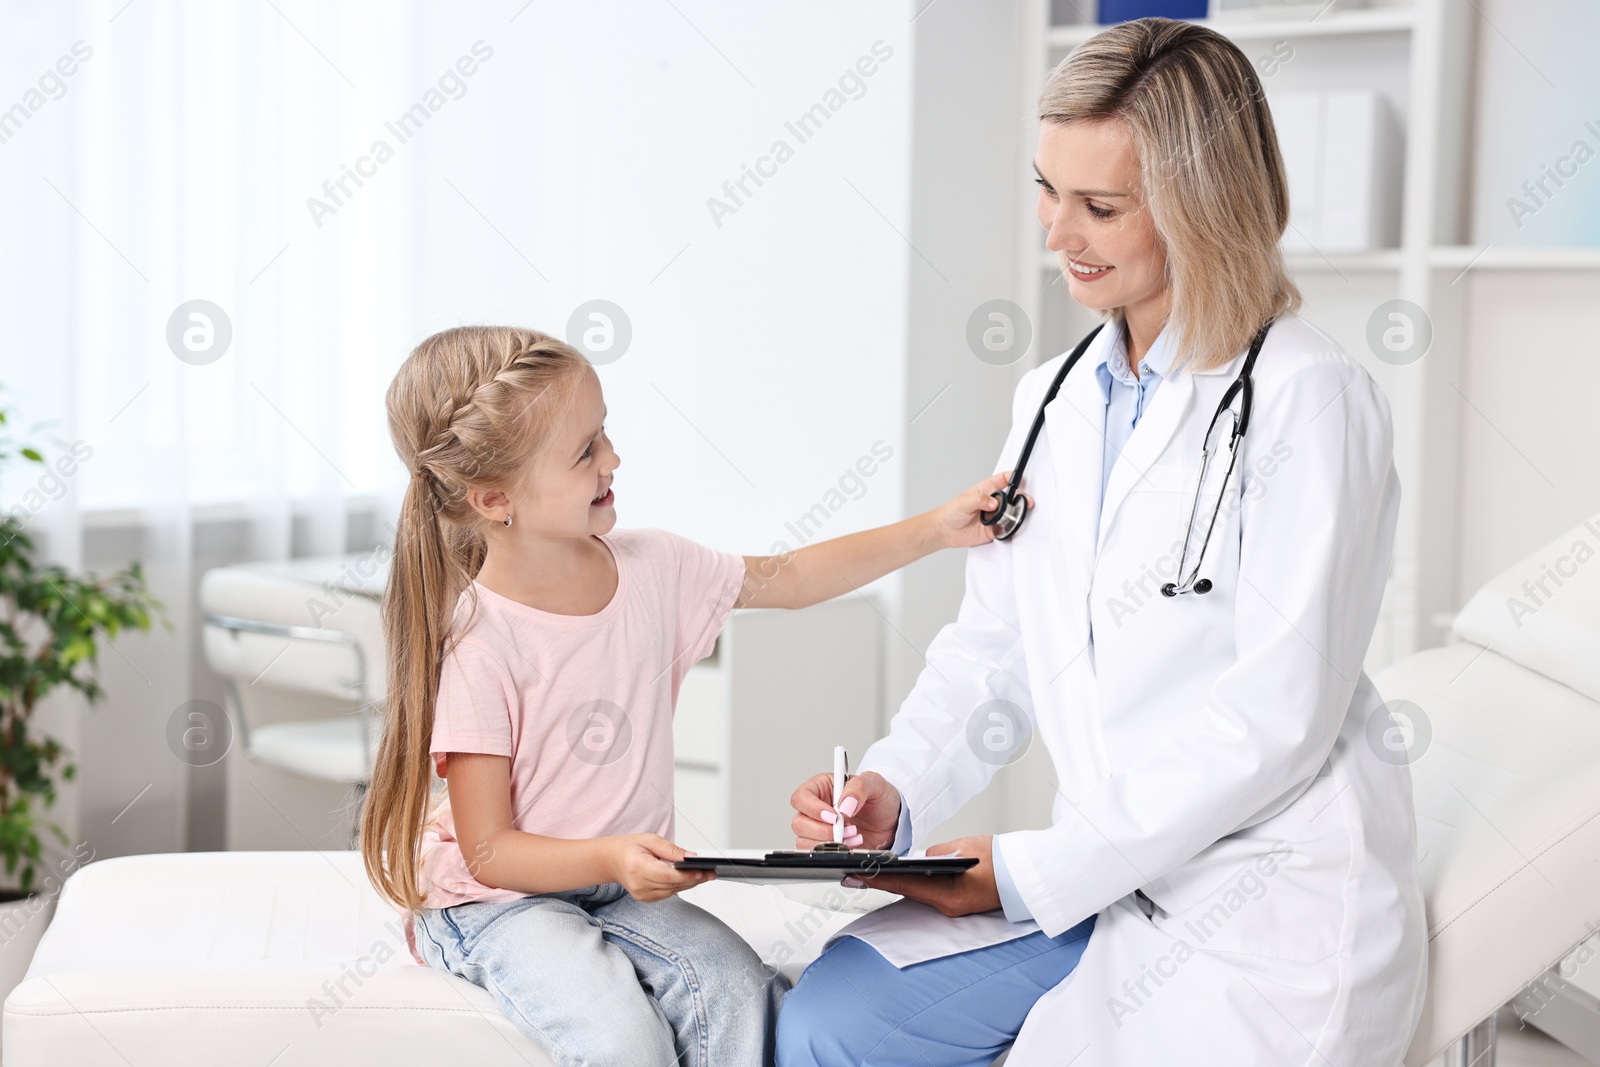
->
<box><xmin>1391</xmin><ymin>514</ymin><xmax>1600</xmax><ymax>1065</ymax></box>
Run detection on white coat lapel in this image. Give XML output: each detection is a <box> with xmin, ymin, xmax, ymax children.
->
<box><xmin>1096</xmin><ymin>370</ymin><xmax>1196</xmax><ymax>556</ymax></box>
<box><xmin>1041</xmin><ymin>328</ymin><xmax>1114</xmax><ymax>569</ymax></box>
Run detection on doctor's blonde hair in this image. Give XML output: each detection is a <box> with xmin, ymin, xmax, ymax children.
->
<box><xmin>361</xmin><ymin>325</ymin><xmax>593</xmax><ymax>914</ymax></box>
<box><xmin>1042</xmin><ymin>17</ymin><xmax>1302</xmax><ymax>371</ymax></box>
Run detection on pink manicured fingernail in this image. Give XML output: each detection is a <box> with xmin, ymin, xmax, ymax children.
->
<box><xmin>839</xmin><ymin>797</ymin><xmax>859</xmax><ymax>816</ymax></box>
<box><xmin>843</xmin><ymin>824</ymin><xmax>858</xmax><ymax>838</ymax></box>
<box><xmin>842</xmin><ymin>876</ymin><xmax>864</xmax><ymax>888</ymax></box>
<box><xmin>819</xmin><ymin>810</ymin><xmax>836</xmax><ymax>825</ymax></box>
<box><xmin>846</xmin><ymin>834</ymin><xmax>863</xmax><ymax>846</ymax></box>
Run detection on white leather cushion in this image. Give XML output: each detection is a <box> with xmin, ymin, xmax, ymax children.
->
<box><xmin>200</xmin><ymin>557</ymin><xmax>387</xmax><ymax>703</ymax></box>
<box><xmin>1452</xmin><ymin>514</ymin><xmax>1600</xmax><ymax>704</ymax></box>
<box><xmin>5</xmin><ymin>851</ymin><xmax>870</xmax><ymax>1066</ymax></box>
<box><xmin>1377</xmin><ymin>643</ymin><xmax>1600</xmax><ymax>1064</ymax></box>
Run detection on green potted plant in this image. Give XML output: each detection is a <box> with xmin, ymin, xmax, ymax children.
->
<box><xmin>0</xmin><ymin>400</ymin><xmax>164</xmax><ymax>999</ymax></box>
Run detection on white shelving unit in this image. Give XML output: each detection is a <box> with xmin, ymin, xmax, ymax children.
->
<box><xmin>1027</xmin><ymin>0</ymin><xmax>1481</xmax><ymax>666</ymax></box>
<box><xmin>1046</xmin><ymin>4</ymin><xmax>1419</xmax><ymax>47</ymax></box>
<box><xmin>672</xmin><ymin>597</ymin><xmax>883</xmax><ymax>852</ymax></box>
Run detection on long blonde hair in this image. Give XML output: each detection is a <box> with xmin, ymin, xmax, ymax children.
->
<box><xmin>361</xmin><ymin>325</ymin><xmax>592</xmax><ymax>914</ymax></box>
<box><xmin>1041</xmin><ymin>17</ymin><xmax>1301</xmax><ymax>370</ymax></box>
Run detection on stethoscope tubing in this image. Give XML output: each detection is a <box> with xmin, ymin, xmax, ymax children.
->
<box><xmin>983</xmin><ymin>318</ymin><xmax>1274</xmax><ymax>599</ymax></box>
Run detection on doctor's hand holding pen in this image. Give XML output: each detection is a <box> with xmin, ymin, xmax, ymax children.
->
<box><xmin>791</xmin><ymin>769</ymin><xmax>901</xmax><ymax>850</ymax></box>
<box><xmin>790</xmin><ymin>771</ymin><xmax>1004</xmax><ymax>918</ymax></box>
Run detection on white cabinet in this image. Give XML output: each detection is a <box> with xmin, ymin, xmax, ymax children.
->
<box><xmin>671</xmin><ymin>597</ymin><xmax>883</xmax><ymax>852</ymax></box>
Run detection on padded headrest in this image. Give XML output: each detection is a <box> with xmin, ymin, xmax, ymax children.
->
<box><xmin>199</xmin><ymin>555</ymin><xmax>389</xmax><ymax>702</ymax></box>
<box><xmin>200</xmin><ymin>555</ymin><xmax>387</xmax><ymax>625</ymax></box>
<box><xmin>1453</xmin><ymin>513</ymin><xmax>1600</xmax><ymax>704</ymax></box>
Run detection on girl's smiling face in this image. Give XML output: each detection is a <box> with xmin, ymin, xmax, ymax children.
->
<box><xmin>537</xmin><ymin>370</ymin><xmax>619</xmax><ymax>537</ymax></box>
<box><xmin>473</xmin><ymin>369</ymin><xmax>620</xmax><ymax>540</ymax></box>
<box><xmin>1034</xmin><ymin>118</ymin><xmax>1170</xmax><ymax>325</ymax></box>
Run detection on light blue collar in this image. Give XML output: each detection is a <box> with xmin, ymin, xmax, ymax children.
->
<box><xmin>1093</xmin><ymin>320</ymin><xmax>1178</xmax><ymax>403</ymax></box>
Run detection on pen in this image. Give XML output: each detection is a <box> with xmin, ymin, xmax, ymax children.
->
<box><xmin>832</xmin><ymin>746</ymin><xmax>847</xmax><ymax>846</ymax></box>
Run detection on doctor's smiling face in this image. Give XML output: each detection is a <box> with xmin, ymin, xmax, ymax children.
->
<box><xmin>1035</xmin><ymin>118</ymin><xmax>1171</xmax><ymax>343</ymax></box>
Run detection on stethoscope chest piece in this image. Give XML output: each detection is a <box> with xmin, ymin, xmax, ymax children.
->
<box><xmin>983</xmin><ymin>489</ymin><xmax>1028</xmax><ymax>541</ymax></box>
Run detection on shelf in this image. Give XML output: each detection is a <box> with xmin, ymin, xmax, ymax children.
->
<box><xmin>1039</xmin><ymin>245</ymin><xmax>1600</xmax><ymax>274</ymax></box>
<box><xmin>1430</xmin><ymin>245</ymin><xmax>1600</xmax><ymax>272</ymax></box>
<box><xmin>1046</xmin><ymin>6</ymin><xmax>1416</xmax><ymax>49</ymax></box>
<box><xmin>1038</xmin><ymin>248</ymin><xmax>1401</xmax><ymax>273</ymax></box>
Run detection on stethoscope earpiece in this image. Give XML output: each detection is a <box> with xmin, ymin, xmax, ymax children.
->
<box><xmin>1162</xmin><ymin>577</ymin><xmax>1213</xmax><ymax>597</ymax></box>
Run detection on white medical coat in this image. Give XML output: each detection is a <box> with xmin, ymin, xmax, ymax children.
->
<box><xmin>831</xmin><ymin>313</ymin><xmax>1428</xmax><ymax>1065</ymax></box>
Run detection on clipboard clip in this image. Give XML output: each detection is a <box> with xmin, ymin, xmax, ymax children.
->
<box><xmin>767</xmin><ymin>847</ymin><xmax>897</xmax><ymax>860</ymax></box>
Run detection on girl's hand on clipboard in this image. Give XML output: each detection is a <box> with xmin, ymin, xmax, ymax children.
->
<box><xmin>846</xmin><ymin>835</ymin><xmax>1002</xmax><ymax>918</ymax></box>
<box><xmin>609</xmin><ymin>834</ymin><xmax>714</xmax><ymax>902</ymax></box>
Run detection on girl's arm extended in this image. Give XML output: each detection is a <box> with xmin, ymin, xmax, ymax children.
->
<box><xmin>446</xmin><ymin>752</ymin><xmax>713</xmax><ymax>902</ymax></box>
<box><xmin>735</xmin><ymin>471</ymin><xmax>1012</xmax><ymax>610</ymax></box>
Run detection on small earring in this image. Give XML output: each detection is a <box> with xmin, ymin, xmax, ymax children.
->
<box><xmin>503</xmin><ymin>513</ymin><xmax>513</xmax><ymax>529</ymax></box>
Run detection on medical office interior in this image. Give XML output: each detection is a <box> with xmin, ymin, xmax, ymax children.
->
<box><xmin>0</xmin><ymin>0</ymin><xmax>1596</xmax><ymax>1064</ymax></box>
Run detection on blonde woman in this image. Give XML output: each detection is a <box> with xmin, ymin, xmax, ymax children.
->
<box><xmin>779</xmin><ymin>18</ymin><xmax>1426</xmax><ymax>1066</ymax></box>
<box><xmin>360</xmin><ymin>325</ymin><xmax>1014</xmax><ymax>1067</ymax></box>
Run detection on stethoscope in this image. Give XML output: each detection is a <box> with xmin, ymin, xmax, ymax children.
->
<box><xmin>980</xmin><ymin>318</ymin><xmax>1274</xmax><ymax>597</ymax></box>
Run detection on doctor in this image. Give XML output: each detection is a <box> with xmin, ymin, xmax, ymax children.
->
<box><xmin>776</xmin><ymin>17</ymin><xmax>1427</xmax><ymax>1067</ymax></box>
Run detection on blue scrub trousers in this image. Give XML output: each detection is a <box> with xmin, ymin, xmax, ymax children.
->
<box><xmin>775</xmin><ymin>914</ymin><xmax>1096</xmax><ymax>1067</ymax></box>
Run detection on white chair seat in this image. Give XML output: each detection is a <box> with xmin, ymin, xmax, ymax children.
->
<box><xmin>250</xmin><ymin>718</ymin><xmax>371</xmax><ymax>784</ymax></box>
<box><xmin>4</xmin><ymin>851</ymin><xmax>883</xmax><ymax>1066</ymax></box>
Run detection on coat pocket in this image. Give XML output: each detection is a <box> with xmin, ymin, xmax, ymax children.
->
<box><xmin>1147</xmin><ymin>829</ymin><xmax>1346</xmax><ymax>963</ymax></box>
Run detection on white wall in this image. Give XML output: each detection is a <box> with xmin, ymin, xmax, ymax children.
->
<box><xmin>411</xmin><ymin>2</ymin><xmax>915</xmax><ymax>569</ymax></box>
<box><xmin>1455</xmin><ymin>270</ymin><xmax>1600</xmax><ymax>598</ymax></box>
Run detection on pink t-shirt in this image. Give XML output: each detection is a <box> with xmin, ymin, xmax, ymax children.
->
<box><xmin>415</xmin><ymin>528</ymin><xmax>745</xmax><ymax>913</ymax></box>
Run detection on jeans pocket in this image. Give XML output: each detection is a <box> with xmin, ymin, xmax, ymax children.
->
<box><xmin>438</xmin><ymin>898</ymin><xmax>515</xmax><ymax>954</ymax></box>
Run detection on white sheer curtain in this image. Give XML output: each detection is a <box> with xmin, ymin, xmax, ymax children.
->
<box><xmin>0</xmin><ymin>2</ymin><xmax>425</xmax><ymax>858</ymax></box>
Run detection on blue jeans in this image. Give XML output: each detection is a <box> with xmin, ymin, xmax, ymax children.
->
<box><xmin>775</xmin><ymin>915</ymin><xmax>1097</xmax><ymax>1067</ymax></box>
<box><xmin>415</xmin><ymin>882</ymin><xmax>789</xmax><ymax>1067</ymax></box>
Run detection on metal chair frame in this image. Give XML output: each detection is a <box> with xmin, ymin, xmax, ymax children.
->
<box><xmin>204</xmin><ymin>611</ymin><xmax>378</xmax><ymax>843</ymax></box>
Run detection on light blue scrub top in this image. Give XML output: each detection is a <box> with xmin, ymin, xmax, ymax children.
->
<box><xmin>886</xmin><ymin>320</ymin><xmax>1178</xmax><ymax>923</ymax></box>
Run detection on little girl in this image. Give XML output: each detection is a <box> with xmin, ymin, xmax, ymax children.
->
<box><xmin>360</xmin><ymin>325</ymin><xmax>1011</xmax><ymax>1067</ymax></box>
